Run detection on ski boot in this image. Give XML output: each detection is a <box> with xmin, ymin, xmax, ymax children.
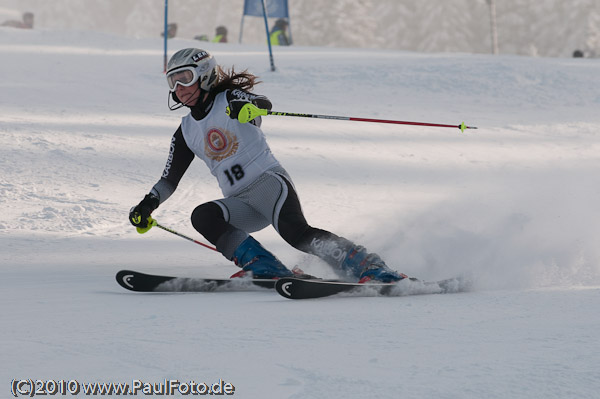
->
<box><xmin>341</xmin><ymin>245</ymin><xmax>407</xmax><ymax>283</ymax></box>
<box><xmin>230</xmin><ymin>236</ymin><xmax>294</xmax><ymax>279</ymax></box>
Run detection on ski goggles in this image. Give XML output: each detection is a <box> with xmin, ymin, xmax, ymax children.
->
<box><xmin>166</xmin><ymin>66</ymin><xmax>199</xmax><ymax>92</ymax></box>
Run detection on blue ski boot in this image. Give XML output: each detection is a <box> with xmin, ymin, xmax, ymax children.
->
<box><xmin>231</xmin><ymin>236</ymin><xmax>294</xmax><ymax>279</ymax></box>
<box><xmin>341</xmin><ymin>245</ymin><xmax>407</xmax><ymax>283</ymax></box>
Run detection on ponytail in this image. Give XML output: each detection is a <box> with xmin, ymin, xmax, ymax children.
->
<box><xmin>212</xmin><ymin>67</ymin><xmax>261</xmax><ymax>93</ymax></box>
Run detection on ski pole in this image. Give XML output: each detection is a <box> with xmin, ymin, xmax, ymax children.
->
<box><xmin>227</xmin><ymin>103</ymin><xmax>477</xmax><ymax>132</ymax></box>
<box><xmin>152</xmin><ymin>219</ymin><xmax>218</xmax><ymax>252</ymax></box>
<box><xmin>267</xmin><ymin>110</ymin><xmax>477</xmax><ymax>132</ymax></box>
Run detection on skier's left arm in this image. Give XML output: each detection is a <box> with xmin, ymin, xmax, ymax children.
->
<box><xmin>225</xmin><ymin>89</ymin><xmax>272</xmax><ymax>125</ymax></box>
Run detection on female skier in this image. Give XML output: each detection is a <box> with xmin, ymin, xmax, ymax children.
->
<box><xmin>129</xmin><ymin>48</ymin><xmax>406</xmax><ymax>283</ymax></box>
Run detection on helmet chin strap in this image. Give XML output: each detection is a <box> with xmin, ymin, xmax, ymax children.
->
<box><xmin>168</xmin><ymin>92</ymin><xmax>185</xmax><ymax>111</ymax></box>
<box><xmin>168</xmin><ymin>84</ymin><xmax>202</xmax><ymax>111</ymax></box>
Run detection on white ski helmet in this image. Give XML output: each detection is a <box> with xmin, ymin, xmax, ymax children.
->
<box><xmin>166</xmin><ymin>48</ymin><xmax>218</xmax><ymax>93</ymax></box>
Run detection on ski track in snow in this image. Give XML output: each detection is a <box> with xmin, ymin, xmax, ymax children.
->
<box><xmin>2</xmin><ymin>28</ymin><xmax>600</xmax><ymax>398</ymax></box>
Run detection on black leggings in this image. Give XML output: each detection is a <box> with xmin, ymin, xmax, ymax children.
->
<box><xmin>191</xmin><ymin>178</ymin><xmax>353</xmax><ymax>266</ymax></box>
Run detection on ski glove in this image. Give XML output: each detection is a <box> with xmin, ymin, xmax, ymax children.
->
<box><xmin>129</xmin><ymin>194</ymin><xmax>159</xmax><ymax>234</ymax></box>
<box><xmin>226</xmin><ymin>100</ymin><xmax>267</xmax><ymax>124</ymax></box>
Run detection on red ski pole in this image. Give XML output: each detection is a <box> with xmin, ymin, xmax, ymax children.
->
<box><xmin>226</xmin><ymin>103</ymin><xmax>477</xmax><ymax>132</ymax></box>
<box><xmin>267</xmin><ymin>110</ymin><xmax>477</xmax><ymax>132</ymax></box>
<box><xmin>154</xmin><ymin>220</ymin><xmax>218</xmax><ymax>252</ymax></box>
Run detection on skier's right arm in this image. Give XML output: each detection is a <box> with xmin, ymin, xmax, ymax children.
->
<box><xmin>129</xmin><ymin>126</ymin><xmax>194</xmax><ymax>232</ymax></box>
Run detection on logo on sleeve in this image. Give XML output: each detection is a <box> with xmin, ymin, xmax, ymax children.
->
<box><xmin>204</xmin><ymin>128</ymin><xmax>239</xmax><ymax>161</ymax></box>
<box><xmin>162</xmin><ymin>135</ymin><xmax>176</xmax><ymax>178</ymax></box>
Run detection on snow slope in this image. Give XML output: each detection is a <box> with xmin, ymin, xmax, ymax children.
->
<box><xmin>2</xmin><ymin>28</ymin><xmax>600</xmax><ymax>398</ymax></box>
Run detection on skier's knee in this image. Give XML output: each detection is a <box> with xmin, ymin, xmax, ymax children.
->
<box><xmin>191</xmin><ymin>202</ymin><xmax>223</xmax><ymax>236</ymax></box>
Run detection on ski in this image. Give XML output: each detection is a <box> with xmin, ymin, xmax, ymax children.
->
<box><xmin>275</xmin><ymin>276</ymin><xmax>470</xmax><ymax>300</ymax></box>
<box><xmin>116</xmin><ymin>270</ymin><xmax>276</xmax><ymax>292</ymax></box>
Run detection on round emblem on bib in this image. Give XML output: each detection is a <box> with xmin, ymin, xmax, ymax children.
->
<box><xmin>205</xmin><ymin>128</ymin><xmax>239</xmax><ymax>161</ymax></box>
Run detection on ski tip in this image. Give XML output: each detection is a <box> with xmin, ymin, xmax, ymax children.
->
<box><xmin>115</xmin><ymin>270</ymin><xmax>137</xmax><ymax>291</ymax></box>
<box><xmin>276</xmin><ymin>279</ymin><xmax>292</xmax><ymax>299</ymax></box>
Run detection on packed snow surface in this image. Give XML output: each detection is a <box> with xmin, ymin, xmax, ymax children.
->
<box><xmin>2</xmin><ymin>28</ymin><xmax>600</xmax><ymax>398</ymax></box>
